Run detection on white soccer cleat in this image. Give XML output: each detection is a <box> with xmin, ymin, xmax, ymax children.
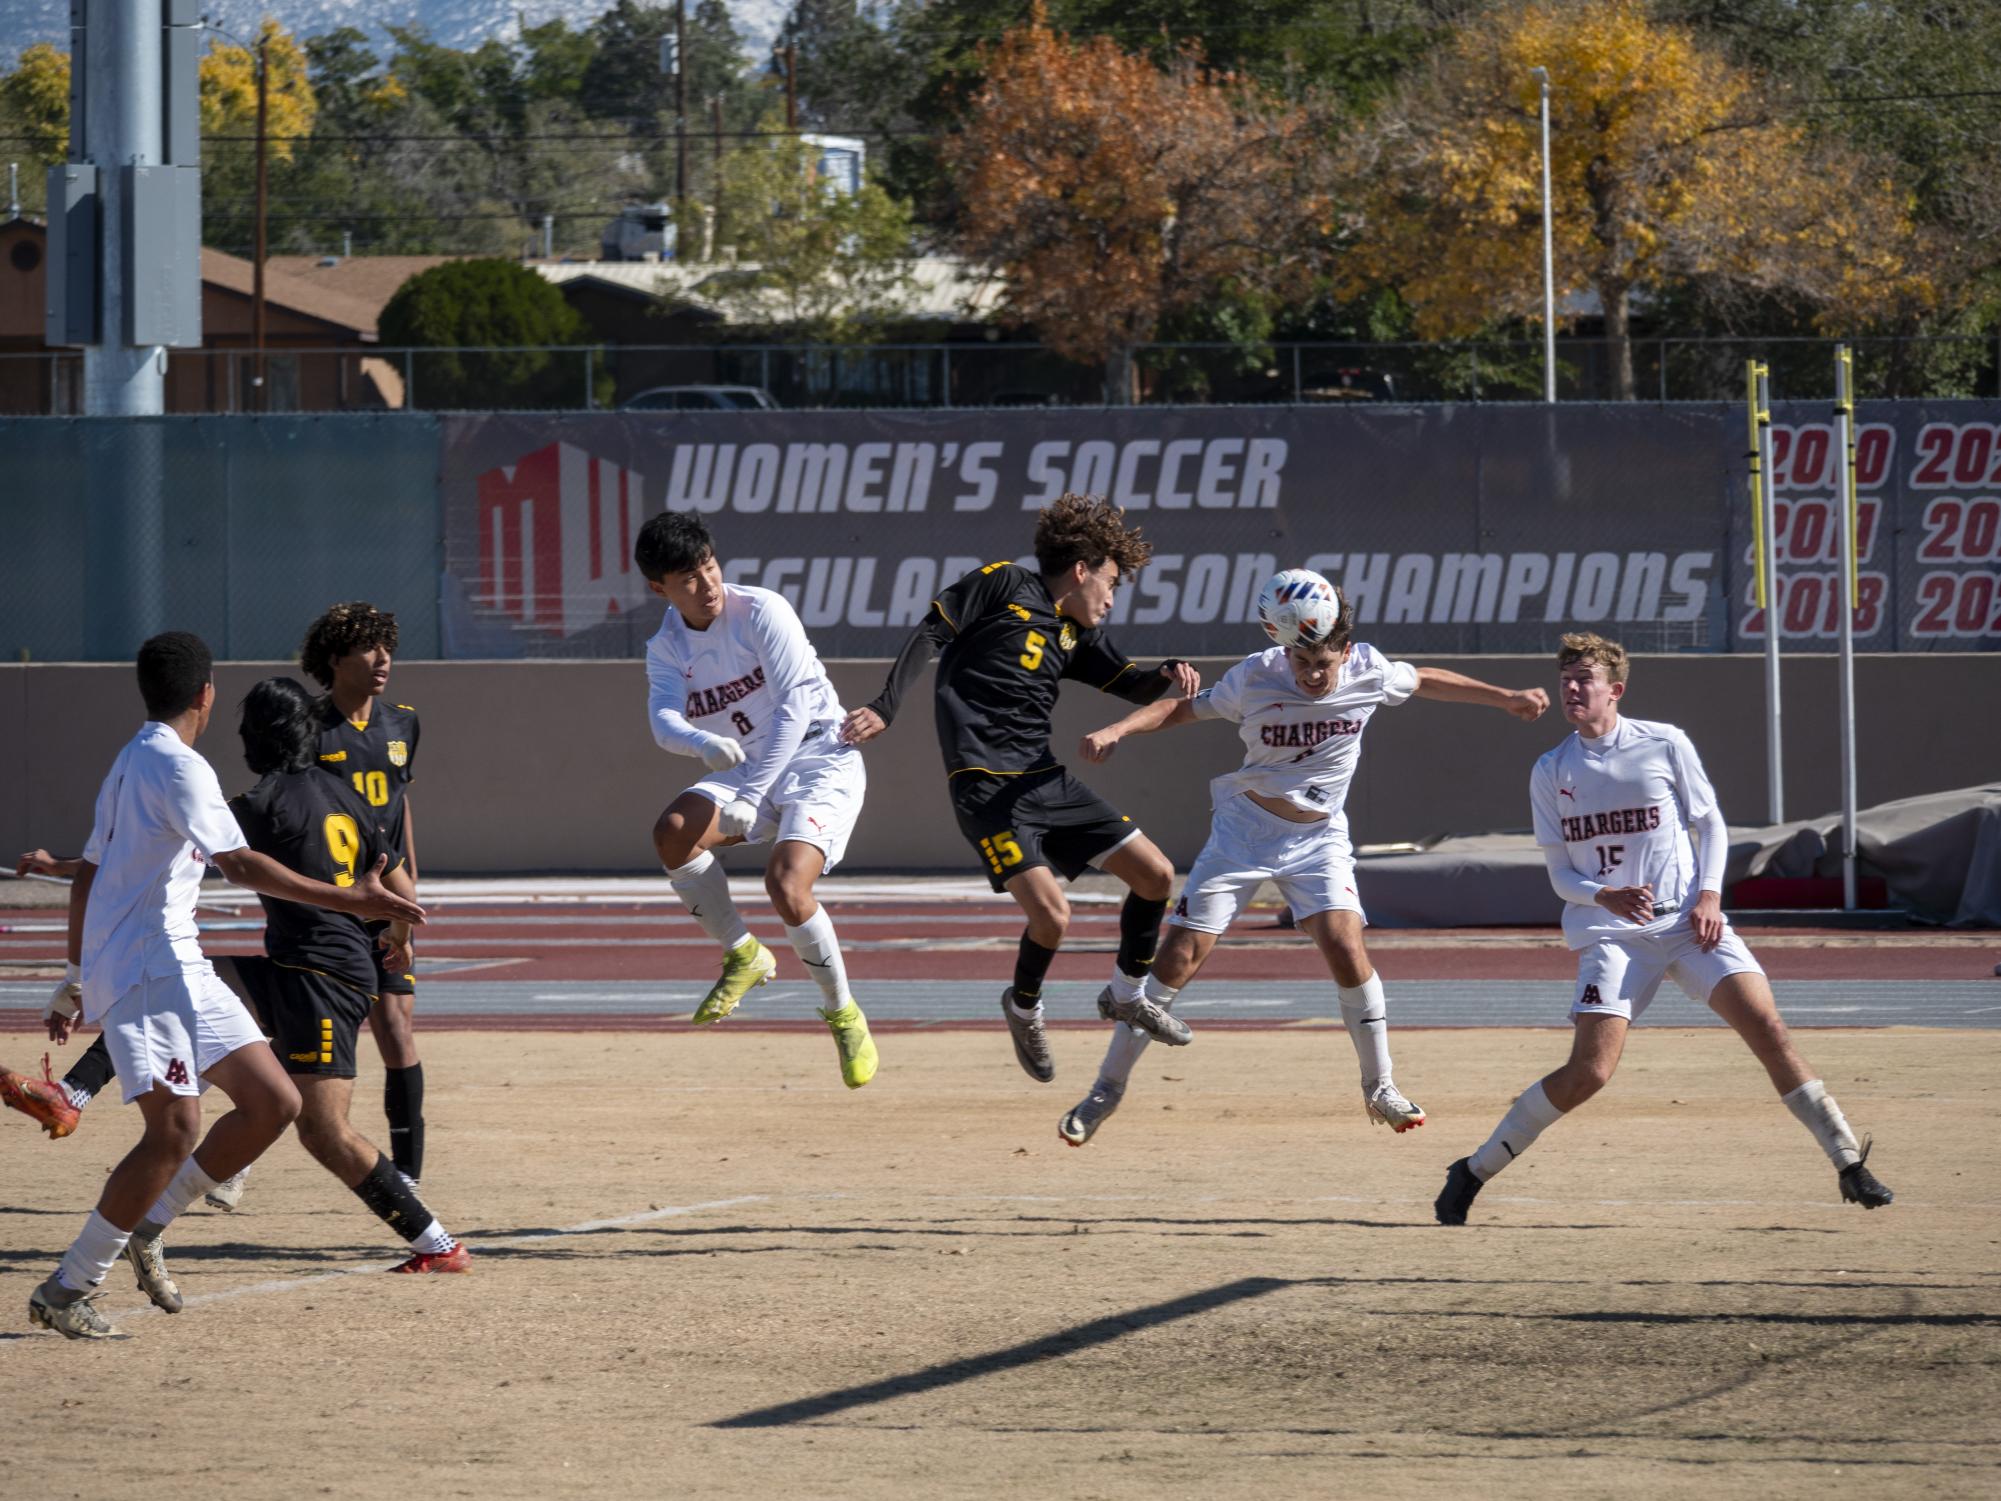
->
<box><xmin>1364</xmin><ymin>1081</ymin><xmax>1426</xmax><ymax>1133</ymax></box>
<box><xmin>204</xmin><ymin>1169</ymin><xmax>250</xmax><ymax>1212</ymax></box>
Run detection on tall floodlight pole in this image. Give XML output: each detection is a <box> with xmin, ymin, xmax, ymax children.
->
<box><xmin>1831</xmin><ymin>347</ymin><xmax>1861</xmax><ymax>907</ymax></box>
<box><xmin>252</xmin><ymin>36</ymin><xmax>268</xmax><ymax>410</ymax></box>
<box><xmin>51</xmin><ymin>0</ymin><xmax>202</xmax><ymax>655</ymax></box>
<box><xmin>674</xmin><ymin>0</ymin><xmax>688</xmax><ymax>212</ymax></box>
<box><xmin>1531</xmin><ymin>66</ymin><xmax>1555</xmax><ymax>404</ymax></box>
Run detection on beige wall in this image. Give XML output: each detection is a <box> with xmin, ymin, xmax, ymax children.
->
<box><xmin>4</xmin><ymin>656</ymin><xmax>1997</xmax><ymax>875</ymax></box>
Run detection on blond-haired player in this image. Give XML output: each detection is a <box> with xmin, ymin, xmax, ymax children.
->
<box><xmin>1062</xmin><ymin>570</ymin><xmax>1548</xmax><ymax>1147</ymax></box>
<box><xmin>1434</xmin><ymin>632</ymin><xmax>1894</xmax><ymax>1225</ymax></box>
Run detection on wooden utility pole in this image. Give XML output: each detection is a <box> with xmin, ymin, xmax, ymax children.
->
<box><xmin>252</xmin><ymin>35</ymin><xmax>269</xmax><ymax>411</ymax></box>
<box><xmin>674</xmin><ymin>0</ymin><xmax>688</xmax><ymax>211</ymax></box>
<box><xmin>784</xmin><ymin>44</ymin><xmax>798</xmax><ymax>129</ymax></box>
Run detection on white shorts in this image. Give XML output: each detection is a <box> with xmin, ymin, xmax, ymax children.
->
<box><xmin>101</xmin><ymin>965</ymin><xmax>269</xmax><ymax>1104</ymax></box>
<box><xmin>1571</xmin><ymin>919</ymin><xmax>1764</xmax><ymax>1021</ymax></box>
<box><xmin>686</xmin><ymin>729</ymin><xmax>867</xmax><ymax>872</ymax></box>
<box><xmin>1170</xmin><ymin>794</ymin><xmax>1365</xmax><ymax>934</ymax></box>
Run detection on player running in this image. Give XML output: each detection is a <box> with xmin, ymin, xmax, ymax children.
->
<box><xmin>1433</xmin><ymin>632</ymin><xmax>1894</xmax><ymax>1226</ymax></box>
<box><xmin>29</xmin><ymin>633</ymin><xmax>423</xmax><ymax>1339</ymax></box>
<box><xmin>840</xmin><ymin>494</ymin><xmax>1201</xmax><ymax>1082</ymax></box>
<box><xmin>1060</xmin><ymin>568</ymin><xmax>1548</xmax><ymax>1146</ymax></box>
<box><xmin>301</xmin><ymin>602</ymin><xmax>428</xmax><ymax>1188</ymax></box>
<box><xmin>638</xmin><ymin>512</ymin><xmax>878</xmax><ymax>1087</ymax></box>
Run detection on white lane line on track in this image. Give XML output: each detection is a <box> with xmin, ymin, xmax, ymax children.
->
<box><xmin>12</xmin><ymin>1195</ymin><xmax>767</xmax><ymax>1342</ymax></box>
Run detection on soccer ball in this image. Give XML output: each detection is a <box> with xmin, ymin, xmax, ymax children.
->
<box><xmin>1257</xmin><ymin>569</ymin><xmax>1342</xmax><ymax>648</ymax></box>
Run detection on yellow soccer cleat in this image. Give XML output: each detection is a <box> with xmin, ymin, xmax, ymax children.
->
<box><xmin>692</xmin><ymin>938</ymin><xmax>777</xmax><ymax>1026</ymax></box>
<box><xmin>819</xmin><ymin>1000</ymin><xmax>879</xmax><ymax>1089</ymax></box>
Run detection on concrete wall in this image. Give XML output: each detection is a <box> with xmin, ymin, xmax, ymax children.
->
<box><xmin>4</xmin><ymin>656</ymin><xmax>1998</xmax><ymax>875</ymax></box>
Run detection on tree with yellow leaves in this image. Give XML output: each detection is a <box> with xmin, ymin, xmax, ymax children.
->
<box><xmin>1336</xmin><ymin>0</ymin><xmax>1932</xmax><ymax>399</ymax></box>
<box><xmin>201</xmin><ymin>20</ymin><xmax>318</xmax><ymax>164</ymax></box>
<box><xmin>948</xmin><ymin>10</ymin><xmax>1333</xmax><ymax>403</ymax></box>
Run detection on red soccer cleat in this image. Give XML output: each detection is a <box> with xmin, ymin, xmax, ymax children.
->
<box><xmin>1</xmin><ymin>1055</ymin><xmax>81</xmax><ymax>1139</ymax></box>
<box><xmin>391</xmin><ymin>1243</ymin><xmax>472</xmax><ymax>1274</ymax></box>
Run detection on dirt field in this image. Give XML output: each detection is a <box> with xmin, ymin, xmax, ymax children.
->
<box><xmin>4</xmin><ymin>1025</ymin><xmax>1996</xmax><ymax>1499</ymax></box>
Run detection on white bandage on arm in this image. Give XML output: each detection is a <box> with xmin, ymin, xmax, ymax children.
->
<box><xmin>1692</xmin><ymin>804</ymin><xmax>1729</xmax><ymax>894</ymax></box>
<box><xmin>1542</xmin><ymin>846</ymin><xmax>1605</xmax><ymax>906</ymax></box>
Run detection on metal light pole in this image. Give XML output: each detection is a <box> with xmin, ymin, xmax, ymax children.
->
<box><xmin>1530</xmin><ymin>66</ymin><xmax>1556</xmax><ymax>404</ymax></box>
<box><xmin>252</xmin><ymin>35</ymin><xmax>268</xmax><ymax>410</ymax></box>
<box><xmin>1831</xmin><ymin>346</ymin><xmax>1861</xmax><ymax>907</ymax></box>
<box><xmin>674</xmin><ymin>0</ymin><xmax>688</xmax><ymax>212</ymax></box>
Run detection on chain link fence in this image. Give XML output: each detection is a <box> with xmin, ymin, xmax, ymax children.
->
<box><xmin>4</xmin><ymin>335</ymin><xmax>1995</xmax><ymax>416</ymax></box>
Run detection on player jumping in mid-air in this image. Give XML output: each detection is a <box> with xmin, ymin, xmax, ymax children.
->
<box><xmin>638</xmin><ymin>512</ymin><xmax>878</xmax><ymax>1087</ymax></box>
<box><xmin>1061</xmin><ymin>569</ymin><xmax>1548</xmax><ymax>1146</ymax></box>
<box><xmin>841</xmin><ymin>493</ymin><xmax>1201</xmax><ymax>1082</ymax></box>
<box><xmin>28</xmin><ymin>633</ymin><xmax>423</xmax><ymax>1339</ymax></box>
<box><xmin>1433</xmin><ymin>632</ymin><xmax>1894</xmax><ymax>1226</ymax></box>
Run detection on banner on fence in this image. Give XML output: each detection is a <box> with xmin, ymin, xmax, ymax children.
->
<box><xmin>437</xmin><ymin>402</ymin><xmax>2000</xmax><ymax>658</ymax></box>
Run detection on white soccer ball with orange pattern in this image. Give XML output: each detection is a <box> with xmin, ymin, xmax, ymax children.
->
<box><xmin>1256</xmin><ymin>569</ymin><xmax>1342</xmax><ymax>648</ymax></box>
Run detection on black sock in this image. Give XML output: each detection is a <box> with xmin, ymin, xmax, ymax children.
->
<box><xmin>1013</xmin><ymin>934</ymin><xmax>1058</xmax><ymax>1002</ymax></box>
<box><xmin>385</xmin><ymin>1063</ymin><xmax>425</xmax><ymax>1179</ymax></box>
<box><xmin>352</xmin><ymin>1153</ymin><xmax>436</xmax><ymax>1244</ymax></box>
<box><xmin>1116</xmin><ymin>893</ymin><xmax>1168</xmax><ymax>980</ymax></box>
<box><xmin>63</xmin><ymin>1035</ymin><xmax>118</xmax><ymax>1100</ymax></box>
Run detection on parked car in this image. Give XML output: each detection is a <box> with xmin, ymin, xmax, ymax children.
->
<box><xmin>619</xmin><ymin>385</ymin><xmax>781</xmax><ymax>412</ymax></box>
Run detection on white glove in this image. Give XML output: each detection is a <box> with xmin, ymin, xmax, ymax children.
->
<box><xmin>46</xmin><ymin>962</ymin><xmax>82</xmax><ymax>1023</ymax></box>
<box><xmin>716</xmin><ymin>799</ymin><xmax>759</xmax><ymax>840</ymax></box>
<box><xmin>699</xmin><ymin>734</ymin><xmax>746</xmax><ymax>772</ymax></box>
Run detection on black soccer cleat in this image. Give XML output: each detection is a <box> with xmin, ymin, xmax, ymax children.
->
<box><xmin>1434</xmin><ymin>1156</ymin><xmax>1485</xmax><ymax>1226</ymax></box>
<box><xmin>1838</xmin><ymin>1137</ymin><xmax>1893</xmax><ymax>1209</ymax></box>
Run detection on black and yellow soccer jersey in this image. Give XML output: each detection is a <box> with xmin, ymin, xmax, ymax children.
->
<box><xmin>229</xmin><ymin>769</ymin><xmax>406</xmax><ymax>995</ymax></box>
<box><xmin>315</xmin><ymin>697</ymin><xmax>418</xmax><ymax>840</ymax></box>
<box><xmin>870</xmin><ymin>560</ymin><xmax>1174</xmax><ymax>777</ymax></box>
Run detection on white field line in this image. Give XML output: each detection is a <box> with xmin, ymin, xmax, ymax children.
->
<box><xmin>14</xmin><ymin>1195</ymin><xmax>766</xmax><ymax>1343</ymax></box>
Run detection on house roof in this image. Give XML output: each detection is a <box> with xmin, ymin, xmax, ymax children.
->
<box><xmin>197</xmin><ymin>247</ymin><xmax>387</xmax><ymax>337</ymax></box>
<box><xmin>531</xmin><ymin>256</ymin><xmax>1003</xmax><ymax>325</ymax></box>
<box><xmin>263</xmin><ymin>255</ymin><xmax>464</xmax><ymax>331</ymax></box>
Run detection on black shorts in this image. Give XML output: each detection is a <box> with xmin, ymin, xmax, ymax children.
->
<box><xmin>366</xmin><ymin>920</ymin><xmax>416</xmax><ymax>997</ymax></box>
<box><xmin>949</xmin><ymin>766</ymin><xmax>1140</xmax><ymax>892</ymax></box>
<box><xmin>234</xmin><ymin>956</ymin><xmax>373</xmax><ymax>1078</ymax></box>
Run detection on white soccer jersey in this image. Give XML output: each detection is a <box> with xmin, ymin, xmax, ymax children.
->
<box><xmin>78</xmin><ymin>722</ymin><xmax>248</xmax><ymax>1021</ymax></box>
<box><xmin>1530</xmin><ymin>715</ymin><xmax>1719</xmax><ymax>950</ymax></box>
<box><xmin>1195</xmin><ymin>642</ymin><xmax>1420</xmax><ymax>850</ymax></box>
<box><xmin>645</xmin><ymin>583</ymin><xmax>845</xmax><ymax>759</ymax></box>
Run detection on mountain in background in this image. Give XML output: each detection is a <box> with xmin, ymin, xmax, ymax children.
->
<box><xmin>1</xmin><ymin>0</ymin><xmax>791</xmax><ymax>69</ymax></box>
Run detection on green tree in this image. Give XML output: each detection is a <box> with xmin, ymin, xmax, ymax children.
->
<box><xmin>380</xmin><ymin>259</ymin><xmax>597</xmax><ymax>407</ymax></box>
<box><xmin>688</xmin><ymin>138</ymin><xmax>918</xmax><ymax>340</ymax></box>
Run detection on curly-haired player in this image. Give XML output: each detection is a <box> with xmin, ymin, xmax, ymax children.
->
<box><xmin>841</xmin><ymin>495</ymin><xmax>1202</xmax><ymax>1083</ymax></box>
<box><xmin>300</xmin><ymin>602</ymin><xmax>428</xmax><ymax>1187</ymax></box>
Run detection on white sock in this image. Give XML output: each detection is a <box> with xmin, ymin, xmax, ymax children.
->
<box><xmin>65</xmin><ymin>1083</ymin><xmax>94</xmax><ymax>1110</ymax></box>
<box><xmin>138</xmin><ymin>1153</ymin><xmax>222</xmax><ymax>1234</ymax></box>
<box><xmin>1099</xmin><ymin>980</ymin><xmax>1177</xmax><ymax>1086</ymax></box>
<box><xmin>1781</xmin><ymin>1079</ymin><xmax>1862</xmax><ymax>1170</ymax></box>
<box><xmin>1007</xmin><ymin>995</ymin><xmax>1044</xmax><ymax>1021</ymax></box>
<box><xmin>1468</xmin><ymin>1080</ymin><xmax>1565</xmax><ymax>1182</ymax></box>
<box><xmin>666</xmin><ymin>852</ymin><xmax>751</xmax><ymax>952</ymax></box>
<box><xmin>55</xmin><ymin>1208</ymin><xmax>132</xmax><ymax>1293</ymax></box>
<box><xmin>1338</xmin><ymin>973</ymin><xmax>1394</xmax><ymax>1092</ymax></box>
<box><xmin>785</xmin><ymin>906</ymin><xmax>852</xmax><ymax>1010</ymax></box>
<box><xmin>1108</xmin><ymin>969</ymin><xmax>1144</xmax><ymax>1005</ymax></box>
<box><xmin>410</xmin><ymin>1219</ymin><xmax>458</xmax><ymax>1255</ymax></box>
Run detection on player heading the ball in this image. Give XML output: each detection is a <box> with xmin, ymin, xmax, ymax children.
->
<box><xmin>639</xmin><ymin>512</ymin><xmax>878</xmax><ymax>1089</ymax></box>
<box><xmin>842</xmin><ymin>494</ymin><xmax>1201</xmax><ymax>1084</ymax></box>
<box><xmin>1434</xmin><ymin>632</ymin><xmax>1894</xmax><ymax>1226</ymax></box>
<box><xmin>1065</xmin><ymin>569</ymin><xmax>1549</xmax><ymax>1147</ymax></box>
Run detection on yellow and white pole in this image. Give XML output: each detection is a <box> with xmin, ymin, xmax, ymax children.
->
<box><xmin>1748</xmin><ymin>360</ymin><xmax>1783</xmax><ymax>823</ymax></box>
<box><xmin>1832</xmin><ymin>347</ymin><xmax>1860</xmax><ymax>908</ymax></box>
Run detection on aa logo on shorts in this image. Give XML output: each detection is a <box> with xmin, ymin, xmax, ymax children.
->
<box><xmin>1058</xmin><ymin>623</ymin><xmax>1078</xmax><ymax>651</ymax></box>
<box><xmin>1580</xmin><ymin>984</ymin><xmax>1603</xmax><ymax>1006</ymax></box>
<box><xmin>387</xmin><ymin>740</ymin><xmax>409</xmax><ymax>767</ymax></box>
<box><xmin>1173</xmin><ymin>896</ymin><xmax>1188</xmax><ymax>919</ymax></box>
<box><xmin>164</xmin><ymin>1059</ymin><xmax>190</xmax><ymax>1085</ymax></box>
